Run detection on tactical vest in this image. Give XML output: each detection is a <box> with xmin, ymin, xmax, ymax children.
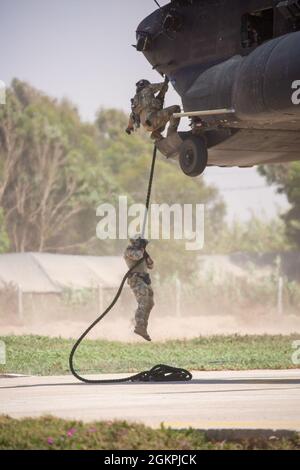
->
<box><xmin>132</xmin><ymin>87</ymin><xmax>162</xmax><ymax>116</ymax></box>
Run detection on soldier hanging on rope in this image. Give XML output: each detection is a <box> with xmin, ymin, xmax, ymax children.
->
<box><xmin>126</xmin><ymin>76</ymin><xmax>181</xmax><ymax>142</ymax></box>
<box><xmin>124</xmin><ymin>235</ymin><xmax>154</xmax><ymax>342</ymax></box>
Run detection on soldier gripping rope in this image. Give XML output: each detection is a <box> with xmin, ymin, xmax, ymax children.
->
<box><xmin>70</xmin><ymin>226</ymin><xmax>192</xmax><ymax>383</ymax></box>
<box><xmin>124</xmin><ymin>236</ymin><xmax>154</xmax><ymax>342</ymax></box>
<box><xmin>126</xmin><ymin>77</ymin><xmax>181</xmax><ymax>142</ymax></box>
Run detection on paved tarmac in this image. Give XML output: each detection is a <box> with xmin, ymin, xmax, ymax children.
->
<box><xmin>1</xmin><ymin>369</ymin><xmax>300</xmax><ymax>430</ymax></box>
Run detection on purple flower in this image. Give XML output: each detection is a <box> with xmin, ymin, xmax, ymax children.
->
<box><xmin>47</xmin><ymin>438</ymin><xmax>54</xmax><ymax>445</ymax></box>
<box><xmin>67</xmin><ymin>428</ymin><xmax>76</xmax><ymax>437</ymax></box>
<box><xmin>88</xmin><ymin>427</ymin><xmax>97</xmax><ymax>433</ymax></box>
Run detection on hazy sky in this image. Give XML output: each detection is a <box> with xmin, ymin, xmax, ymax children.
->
<box><xmin>1</xmin><ymin>0</ymin><xmax>289</xmax><ymax>221</ymax></box>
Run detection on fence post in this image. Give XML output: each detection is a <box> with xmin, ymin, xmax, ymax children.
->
<box><xmin>17</xmin><ymin>284</ymin><xmax>23</xmax><ymax>321</ymax></box>
<box><xmin>0</xmin><ymin>340</ymin><xmax>6</xmax><ymax>365</ymax></box>
<box><xmin>276</xmin><ymin>255</ymin><xmax>283</xmax><ymax>316</ymax></box>
<box><xmin>277</xmin><ymin>276</ymin><xmax>283</xmax><ymax>317</ymax></box>
<box><xmin>175</xmin><ymin>278</ymin><xmax>181</xmax><ymax>318</ymax></box>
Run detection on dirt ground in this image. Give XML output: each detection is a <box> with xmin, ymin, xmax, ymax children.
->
<box><xmin>1</xmin><ymin>311</ymin><xmax>300</xmax><ymax>341</ymax></box>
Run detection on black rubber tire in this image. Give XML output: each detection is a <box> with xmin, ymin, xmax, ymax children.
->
<box><xmin>179</xmin><ymin>135</ymin><xmax>208</xmax><ymax>177</ymax></box>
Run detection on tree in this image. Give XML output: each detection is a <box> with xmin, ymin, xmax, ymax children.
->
<box><xmin>213</xmin><ymin>215</ymin><xmax>290</xmax><ymax>254</ymax></box>
<box><xmin>258</xmin><ymin>162</ymin><xmax>300</xmax><ymax>248</ymax></box>
<box><xmin>0</xmin><ymin>80</ymin><xmax>119</xmax><ymax>252</ymax></box>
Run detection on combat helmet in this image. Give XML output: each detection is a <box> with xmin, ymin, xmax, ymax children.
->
<box><xmin>136</xmin><ymin>79</ymin><xmax>151</xmax><ymax>93</ymax></box>
<box><xmin>130</xmin><ymin>234</ymin><xmax>149</xmax><ymax>249</ymax></box>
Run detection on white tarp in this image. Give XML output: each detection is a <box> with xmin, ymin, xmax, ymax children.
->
<box><xmin>0</xmin><ymin>253</ymin><xmax>126</xmax><ymax>293</ymax></box>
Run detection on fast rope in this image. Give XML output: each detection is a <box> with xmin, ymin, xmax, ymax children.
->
<box><xmin>69</xmin><ymin>145</ymin><xmax>192</xmax><ymax>384</ymax></box>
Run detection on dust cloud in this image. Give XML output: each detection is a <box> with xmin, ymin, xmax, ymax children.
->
<box><xmin>1</xmin><ymin>309</ymin><xmax>300</xmax><ymax>342</ymax></box>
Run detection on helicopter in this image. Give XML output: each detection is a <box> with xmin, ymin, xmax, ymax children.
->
<box><xmin>134</xmin><ymin>0</ymin><xmax>300</xmax><ymax>177</ymax></box>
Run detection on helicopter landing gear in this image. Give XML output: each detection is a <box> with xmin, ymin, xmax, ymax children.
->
<box><xmin>179</xmin><ymin>135</ymin><xmax>208</xmax><ymax>177</ymax></box>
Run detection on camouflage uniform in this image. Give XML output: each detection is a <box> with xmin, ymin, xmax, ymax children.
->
<box><xmin>124</xmin><ymin>243</ymin><xmax>154</xmax><ymax>339</ymax></box>
<box><xmin>127</xmin><ymin>82</ymin><xmax>181</xmax><ymax>141</ymax></box>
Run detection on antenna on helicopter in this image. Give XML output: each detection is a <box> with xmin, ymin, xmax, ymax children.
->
<box><xmin>154</xmin><ymin>0</ymin><xmax>161</xmax><ymax>8</ymax></box>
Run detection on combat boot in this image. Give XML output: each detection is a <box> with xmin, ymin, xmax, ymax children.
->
<box><xmin>134</xmin><ymin>325</ymin><xmax>152</xmax><ymax>342</ymax></box>
<box><xmin>150</xmin><ymin>130</ymin><xmax>163</xmax><ymax>142</ymax></box>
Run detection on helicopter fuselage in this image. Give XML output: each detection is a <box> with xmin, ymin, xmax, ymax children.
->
<box><xmin>136</xmin><ymin>0</ymin><xmax>300</xmax><ymax>168</ymax></box>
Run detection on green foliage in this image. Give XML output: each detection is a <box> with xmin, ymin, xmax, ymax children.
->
<box><xmin>259</xmin><ymin>162</ymin><xmax>300</xmax><ymax>249</ymax></box>
<box><xmin>212</xmin><ymin>215</ymin><xmax>290</xmax><ymax>254</ymax></box>
<box><xmin>0</xmin><ymin>335</ymin><xmax>298</xmax><ymax>376</ymax></box>
<box><xmin>0</xmin><ymin>80</ymin><xmax>119</xmax><ymax>252</ymax></box>
<box><xmin>0</xmin><ymin>415</ymin><xmax>299</xmax><ymax>450</ymax></box>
